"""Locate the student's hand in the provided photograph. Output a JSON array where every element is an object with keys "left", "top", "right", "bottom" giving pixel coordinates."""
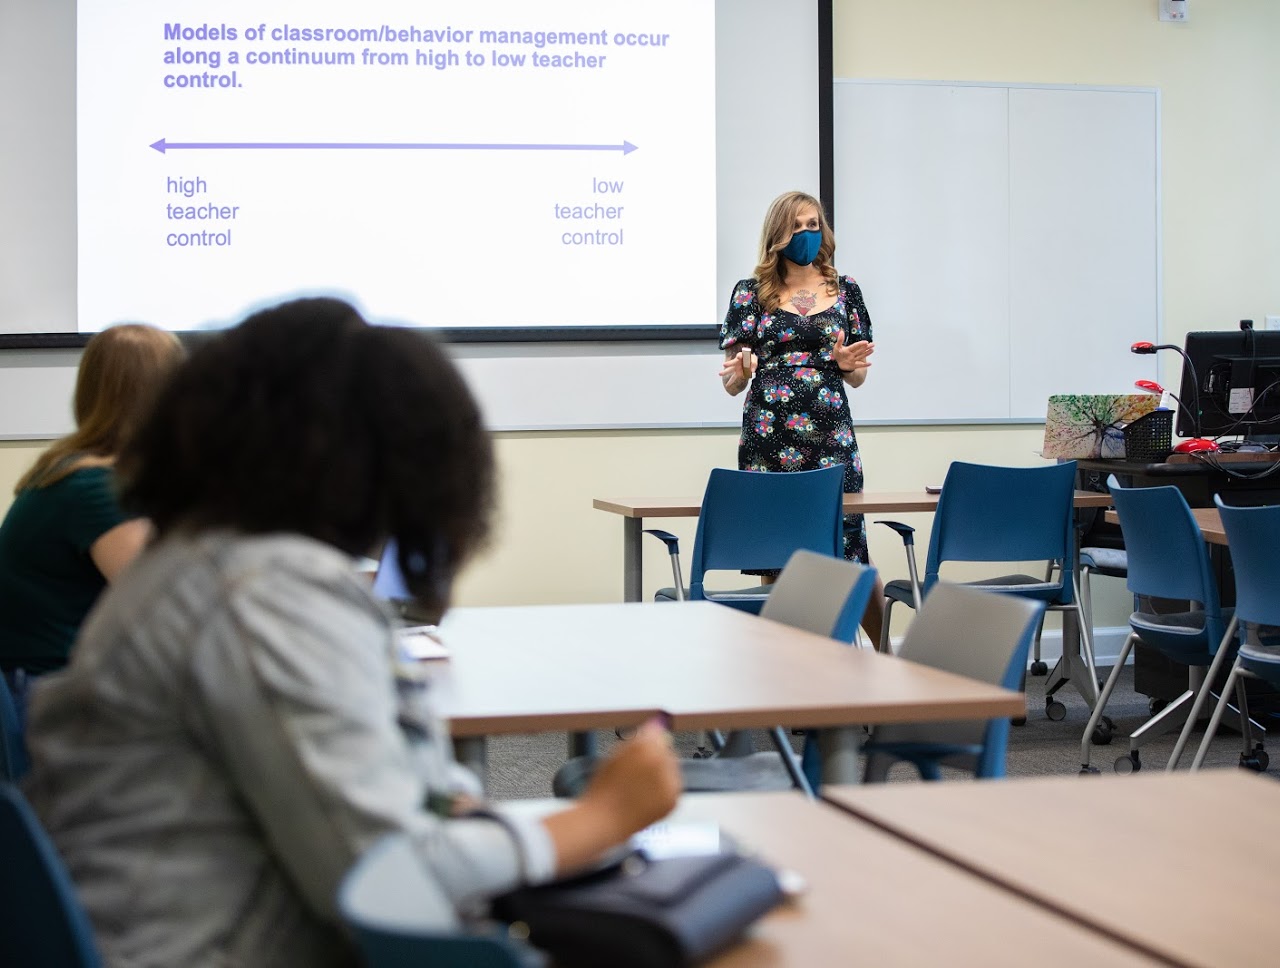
[
  {"left": 832, "top": 330, "right": 874, "bottom": 374},
  {"left": 541, "top": 719, "right": 680, "bottom": 873},
  {"left": 581, "top": 719, "right": 680, "bottom": 835}
]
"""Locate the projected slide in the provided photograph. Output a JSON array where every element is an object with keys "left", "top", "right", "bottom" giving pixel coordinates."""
[{"left": 77, "top": 0, "right": 716, "bottom": 333}]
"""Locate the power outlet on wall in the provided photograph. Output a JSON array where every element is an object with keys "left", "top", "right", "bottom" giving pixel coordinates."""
[{"left": 1159, "top": 0, "right": 1188, "bottom": 22}]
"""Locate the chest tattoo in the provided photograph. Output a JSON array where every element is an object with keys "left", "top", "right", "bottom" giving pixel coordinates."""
[{"left": 789, "top": 289, "right": 817, "bottom": 315}]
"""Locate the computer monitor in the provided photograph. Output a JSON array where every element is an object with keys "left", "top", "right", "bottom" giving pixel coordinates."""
[{"left": 1176, "top": 330, "right": 1280, "bottom": 443}]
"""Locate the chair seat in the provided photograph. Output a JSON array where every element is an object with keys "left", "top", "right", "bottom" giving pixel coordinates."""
[
  {"left": 884, "top": 579, "right": 916, "bottom": 607},
  {"left": 1130, "top": 609, "right": 1228, "bottom": 663},
  {"left": 553, "top": 753, "right": 795, "bottom": 799},
  {"left": 1238, "top": 643, "right": 1280, "bottom": 685},
  {"left": 960, "top": 574, "right": 1063, "bottom": 604},
  {"left": 1079, "top": 546, "right": 1128, "bottom": 576},
  {"left": 887, "top": 573, "right": 1063, "bottom": 608},
  {"left": 655, "top": 586, "right": 770, "bottom": 615}
]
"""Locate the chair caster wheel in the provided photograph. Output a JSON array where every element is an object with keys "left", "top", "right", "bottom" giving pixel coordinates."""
[
  {"left": 1011, "top": 716, "right": 1027, "bottom": 727},
  {"left": 1090, "top": 722, "right": 1113, "bottom": 746},
  {"left": 1240, "top": 746, "right": 1269, "bottom": 772},
  {"left": 1030, "top": 660, "right": 1049, "bottom": 676},
  {"left": 1148, "top": 697, "right": 1168, "bottom": 716},
  {"left": 1079, "top": 765, "right": 1101, "bottom": 775},
  {"left": 1114, "top": 752, "right": 1141, "bottom": 774},
  {"left": 1045, "top": 699, "right": 1067, "bottom": 722}
]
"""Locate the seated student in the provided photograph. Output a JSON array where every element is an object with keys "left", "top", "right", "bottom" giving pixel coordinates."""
[
  {"left": 25, "top": 298, "right": 680, "bottom": 968},
  {"left": 0, "top": 323, "right": 183, "bottom": 723}
]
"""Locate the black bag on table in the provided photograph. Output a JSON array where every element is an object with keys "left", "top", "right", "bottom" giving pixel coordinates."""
[{"left": 491, "top": 850, "right": 785, "bottom": 968}]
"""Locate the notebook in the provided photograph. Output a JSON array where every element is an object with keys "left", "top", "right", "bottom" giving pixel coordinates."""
[{"left": 1042, "top": 394, "right": 1158, "bottom": 459}]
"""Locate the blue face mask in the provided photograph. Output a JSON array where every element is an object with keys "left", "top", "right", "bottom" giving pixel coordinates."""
[{"left": 782, "top": 229, "right": 822, "bottom": 266}]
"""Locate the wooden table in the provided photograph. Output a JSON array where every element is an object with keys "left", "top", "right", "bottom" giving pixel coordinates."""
[
  {"left": 1105, "top": 506, "right": 1226, "bottom": 545},
  {"left": 823, "top": 771, "right": 1280, "bottom": 968},
  {"left": 502, "top": 791, "right": 1160, "bottom": 967},
  {"left": 432, "top": 601, "right": 1023, "bottom": 784}
]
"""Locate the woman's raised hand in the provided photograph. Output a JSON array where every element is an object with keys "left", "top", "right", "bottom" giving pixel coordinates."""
[
  {"left": 832, "top": 329, "right": 874, "bottom": 373},
  {"left": 718, "top": 349, "right": 756, "bottom": 396}
]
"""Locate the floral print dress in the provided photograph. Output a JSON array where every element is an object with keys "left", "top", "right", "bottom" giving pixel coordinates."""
[{"left": 719, "top": 275, "right": 873, "bottom": 568}]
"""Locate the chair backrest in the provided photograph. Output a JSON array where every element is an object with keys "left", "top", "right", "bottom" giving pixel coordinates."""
[
  {"left": 0, "top": 782, "right": 102, "bottom": 968},
  {"left": 1215, "top": 497, "right": 1280, "bottom": 628},
  {"left": 923, "top": 461, "right": 1078, "bottom": 599},
  {"left": 690, "top": 466, "right": 845, "bottom": 599},
  {"left": 872, "top": 582, "right": 1045, "bottom": 777},
  {"left": 1109, "top": 480, "right": 1222, "bottom": 615},
  {"left": 338, "top": 833, "right": 527, "bottom": 968},
  {"left": 760, "top": 550, "right": 878, "bottom": 643},
  {"left": 0, "top": 679, "right": 28, "bottom": 781}
]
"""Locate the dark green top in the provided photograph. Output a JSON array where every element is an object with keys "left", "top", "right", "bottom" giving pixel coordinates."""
[{"left": 0, "top": 466, "right": 130, "bottom": 673}]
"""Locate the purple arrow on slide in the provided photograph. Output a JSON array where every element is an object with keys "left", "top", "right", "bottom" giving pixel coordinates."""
[{"left": 150, "top": 138, "right": 638, "bottom": 155}]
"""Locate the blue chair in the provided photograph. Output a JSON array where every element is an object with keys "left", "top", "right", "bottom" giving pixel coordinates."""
[
  {"left": 0, "top": 675, "right": 29, "bottom": 781},
  {"left": 646, "top": 466, "right": 846, "bottom": 616},
  {"left": 1186, "top": 497, "right": 1279, "bottom": 772},
  {"left": 1080, "top": 481, "right": 1256, "bottom": 774},
  {"left": 338, "top": 833, "right": 534, "bottom": 968},
  {"left": 861, "top": 582, "right": 1046, "bottom": 781},
  {"left": 0, "top": 782, "right": 102, "bottom": 968},
  {"left": 878, "top": 461, "right": 1100, "bottom": 723}
]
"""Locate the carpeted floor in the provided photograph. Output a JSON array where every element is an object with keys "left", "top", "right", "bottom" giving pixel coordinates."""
[{"left": 482, "top": 664, "right": 1273, "bottom": 800}]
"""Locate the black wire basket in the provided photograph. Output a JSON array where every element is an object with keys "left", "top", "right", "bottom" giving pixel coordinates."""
[{"left": 1122, "top": 409, "right": 1174, "bottom": 462}]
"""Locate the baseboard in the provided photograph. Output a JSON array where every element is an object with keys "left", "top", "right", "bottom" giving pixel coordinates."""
[{"left": 1025, "top": 626, "right": 1131, "bottom": 669}]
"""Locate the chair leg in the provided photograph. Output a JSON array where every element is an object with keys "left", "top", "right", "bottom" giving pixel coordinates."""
[
  {"left": 1081, "top": 633, "right": 1135, "bottom": 772},
  {"left": 1190, "top": 662, "right": 1247, "bottom": 771},
  {"left": 1080, "top": 567, "right": 1095, "bottom": 650},
  {"left": 1234, "top": 677, "right": 1256, "bottom": 759},
  {"left": 1033, "top": 561, "right": 1056, "bottom": 669},
  {"left": 1129, "top": 688, "right": 1194, "bottom": 751},
  {"left": 1070, "top": 581, "right": 1100, "bottom": 707},
  {"left": 768, "top": 726, "right": 815, "bottom": 798},
  {"left": 1168, "top": 617, "right": 1238, "bottom": 770},
  {"left": 878, "top": 597, "right": 898, "bottom": 654}
]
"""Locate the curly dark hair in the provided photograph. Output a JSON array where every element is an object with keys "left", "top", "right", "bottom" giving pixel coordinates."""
[{"left": 118, "top": 297, "right": 494, "bottom": 618}]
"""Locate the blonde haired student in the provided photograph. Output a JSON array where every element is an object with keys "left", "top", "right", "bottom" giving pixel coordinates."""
[{"left": 0, "top": 323, "right": 183, "bottom": 718}]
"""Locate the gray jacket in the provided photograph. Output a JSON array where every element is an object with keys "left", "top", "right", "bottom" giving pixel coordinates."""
[{"left": 25, "top": 532, "right": 551, "bottom": 968}]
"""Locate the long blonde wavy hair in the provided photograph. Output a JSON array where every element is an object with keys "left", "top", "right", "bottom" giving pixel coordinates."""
[
  {"left": 16, "top": 324, "right": 184, "bottom": 492},
  {"left": 752, "top": 191, "right": 839, "bottom": 314}
]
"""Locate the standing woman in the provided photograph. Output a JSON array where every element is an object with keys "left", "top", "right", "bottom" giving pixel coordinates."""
[
  {"left": 0, "top": 324, "right": 183, "bottom": 720},
  {"left": 718, "top": 190, "right": 885, "bottom": 645}
]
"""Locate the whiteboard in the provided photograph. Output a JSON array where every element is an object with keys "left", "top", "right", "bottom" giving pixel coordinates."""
[{"left": 834, "top": 80, "right": 1160, "bottom": 422}]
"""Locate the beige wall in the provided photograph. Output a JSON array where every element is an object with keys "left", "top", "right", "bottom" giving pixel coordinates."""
[{"left": 3, "top": 1, "right": 1276, "bottom": 629}]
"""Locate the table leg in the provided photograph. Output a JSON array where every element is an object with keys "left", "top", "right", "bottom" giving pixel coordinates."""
[
  {"left": 623, "top": 517, "right": 643, "bottom": 603},
  {"left": 453, "top": 736, "right": 488, "bottom": 791},
  {"left": 817, "top": 727, "right": 863, "bottom": 785},
  {"left": 1044, "top": 519, "right": 1101, "bottom": 711}
]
